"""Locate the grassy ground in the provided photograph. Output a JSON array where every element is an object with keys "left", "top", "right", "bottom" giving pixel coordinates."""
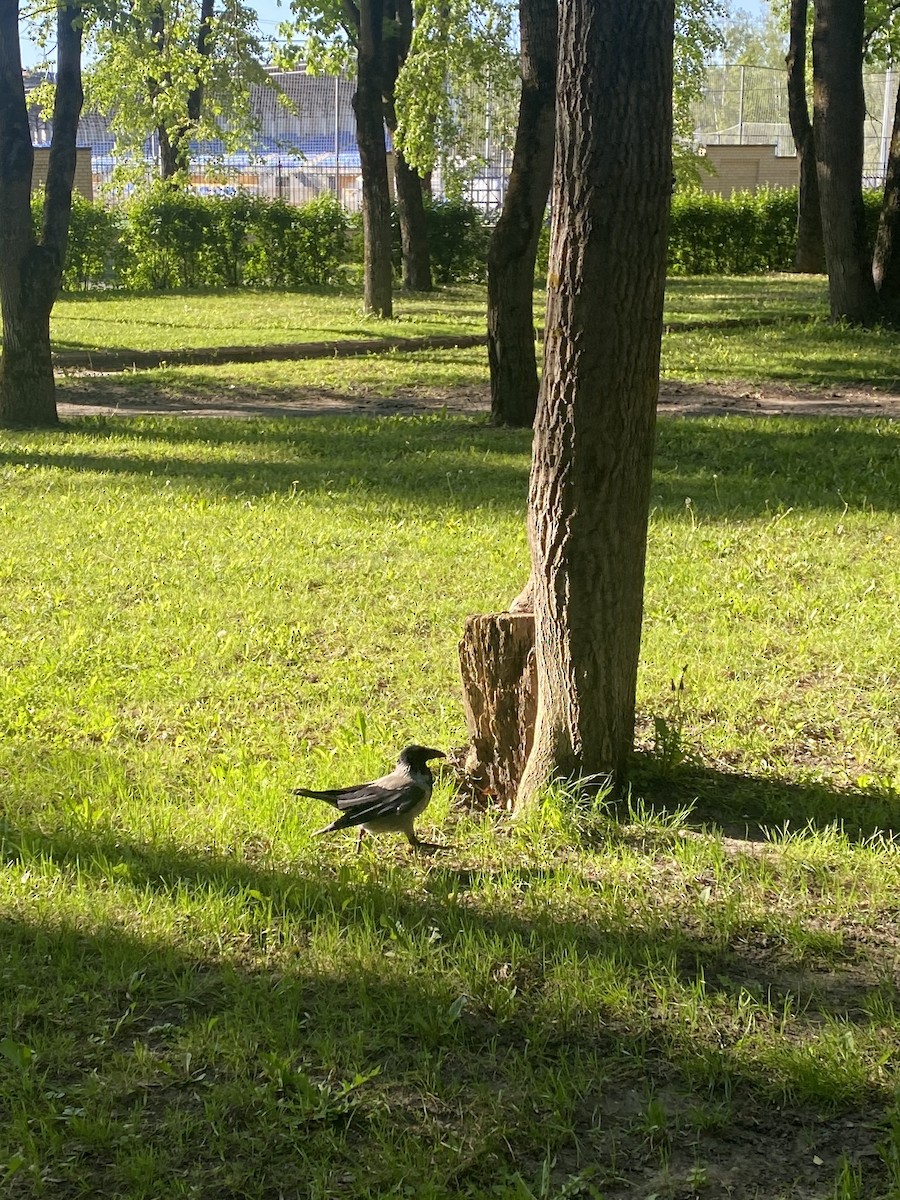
[
  {"left": 48, "top": 277, "right": 827, "bottom": 356},
  {"left": 48, "top": 288, "right": 491, "bottom": 352},
  {"left": 48, "top": 275, "right": 900, "bottom": 402},
  {"left": 2, "top": 401, "right": 900, "bottom": 1198}
]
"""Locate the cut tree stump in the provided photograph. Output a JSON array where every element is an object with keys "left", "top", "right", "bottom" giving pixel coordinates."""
[{"left": 458, "top": 612, "right": 537, "bottom": 807}]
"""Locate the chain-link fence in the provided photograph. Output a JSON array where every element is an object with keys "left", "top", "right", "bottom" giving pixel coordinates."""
[
  {"left": 29, "top": 67, "right": 516, "bottom": 212},
  {"left": 28, "top": 63, "right": 900, "bottom": 207},
  {"left": 694, "top": 63, "right": 899, "bottom": 187}
]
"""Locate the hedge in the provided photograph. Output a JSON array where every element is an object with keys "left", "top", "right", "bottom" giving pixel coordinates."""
[
  {"left": 120, "top": 185, "right": 349, "bottom": 290},
  {"left": 668, "top": 187, "right": 799, "bottom": 274},
  {"left": 36, "top": 184, "right": 888, "bottom": 292},
  {"left": 33, "top": 185, "right": 350, "bottom": 292}
]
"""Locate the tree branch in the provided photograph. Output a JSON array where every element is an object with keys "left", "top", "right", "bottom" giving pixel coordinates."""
[{"left": 341, "top": 0, "right": 361, "bottom": 36}]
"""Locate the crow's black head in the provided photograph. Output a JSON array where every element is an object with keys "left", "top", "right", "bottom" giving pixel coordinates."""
[{"left": 398, "top": 744, "right": 446, "bottom": 770}]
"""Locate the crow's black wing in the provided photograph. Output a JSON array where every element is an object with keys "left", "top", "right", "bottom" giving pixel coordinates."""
[
  {"left": 292, "top": 784, "right": 369, "bottom": 808},
  {"left": 314, "top": 781, "right": 428, "bottom": 830}
]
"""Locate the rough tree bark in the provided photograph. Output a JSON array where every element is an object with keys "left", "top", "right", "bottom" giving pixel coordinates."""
[
  {"left": 514, "top": 0, "right": 674, "bottom": 806},
  {"left": 786, "top": 0, "right": 824, "bottom": 274},
  {"left": 0, "top": 2, "right": 84, "bottom": 428},
  {"left": 812, "top": 0, "right": 878, "bottom": 323},
  {"left": 353, "top": 0, "right": 394, "bottom": 317},
  {"left": 486, "top": 0, "right": 557, "bottom": 428},
  {"left": 459, "top": 613, "right": 536, "bottom": 805},
  {"left": 873, "top": 81, "right": 900, "bottom": 321},
  {"left": 383, "top": 0, "right": 433, "bottom": 292}
]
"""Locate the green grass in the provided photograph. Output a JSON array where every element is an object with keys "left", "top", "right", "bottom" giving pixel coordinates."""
[
  {"left": 48, "top": 276, "right": 829, "bottom": 357},
  {"left": 49, "top": 286, "right": 491, "bottom": 353},
  {"left": 2, "top": 411, "right": 900, "bottom": 1198},
  {"left": 63, "top": 345, "right": 492, "bottom": 402},
  {"left": 48, "top": 276, "right": 900, "bottom": 404}
]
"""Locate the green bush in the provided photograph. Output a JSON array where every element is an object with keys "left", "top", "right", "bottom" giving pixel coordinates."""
[
  {"left": 244, "top": 194, "right": 348, "bottom": 288},
  {"left": 535, "top": 218, "right": 552, "bottom": 285},
  {"left": 122, "top": 182, "right": 215, "bottom": 289},
  {"left": 31, "top": 191, "right": 124, "bottom": 290},
  {"left": 389, "top": 198, "right": 489, "bottom": 285},
  {"left": 38, "top": 181, "right": 892, "bottom": 293},
  {"left": 531, "top": 190, "right": 805, "bottom": 282},
  {"left": 118, "top": 186, "right": 348, "bottom": 291},
  {"left": 668, "top": 187, "right": 799, "bottom": 275},
  {"left": 204, "top": 191, "right": 267, "bottom": 287},
  {"left": 863, "top": 187, "right": 883, "bottom": 251},
  {"left": 423, "top": 199, "right": 490, "bottom": 284}
]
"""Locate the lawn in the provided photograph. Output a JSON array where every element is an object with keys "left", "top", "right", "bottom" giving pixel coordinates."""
[
  {"left": 2, "top": 392, "right": 900, "bottom": 1197},
  {"left": 46, "top": 276, "right": 827, "bottom": 356},
  {"left": 46, "top": 275, "right": 900, "bottom": 403}
]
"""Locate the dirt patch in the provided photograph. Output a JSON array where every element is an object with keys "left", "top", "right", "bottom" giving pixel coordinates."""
[
  {"left": 658, "top": 379, "right": 900, "bottom": 420},
  {"left": 55, "top": 374, "right": 900, "bottom": 422},
  {"left": 55, "top": 375, "right": 491, "bottom": 420}
]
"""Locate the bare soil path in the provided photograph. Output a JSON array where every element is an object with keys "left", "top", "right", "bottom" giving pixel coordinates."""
[{"left": 55, "top": 374, "right": 900, "bottom": 421}]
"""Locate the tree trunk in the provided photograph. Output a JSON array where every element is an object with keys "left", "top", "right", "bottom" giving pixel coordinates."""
[
  {"left": 811, "top": 0, "right": 878, "bottom": 323},
  {"left": 384, "top": 0, "right": 433, "bottom": 292},
  {"left": 459, "top": 613, "right": 536, "bottom": 806},
  {"left": 153, "top": 0, "right": 214, "bottom": 179},
  {"left": 0, "top": 3, "right": 83, "bottom": 428},
  {"left": 786, "top": 0, "right": 824, "bottom": 274},
  {"left": 486, "top": 0, "right": 557, "bottom": 428},
  {"left": 873, "top": 80, "right": 900, "bottom": 321},
  {"left": 157, "top": 123, "right": 188, "bottom": 179},
  {"left": 393, "top": 148, "right": 433, "bottom": 292},
  {"left": 515, "top": 0, "right": 674, "bottom": 808},
  {"left": 354, "top": 0, "right": 394, "bottom": 318}
]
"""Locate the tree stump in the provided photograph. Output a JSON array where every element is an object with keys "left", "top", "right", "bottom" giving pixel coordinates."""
[{"left": 458, "top": 612, "right": 537, "bottom": 807}]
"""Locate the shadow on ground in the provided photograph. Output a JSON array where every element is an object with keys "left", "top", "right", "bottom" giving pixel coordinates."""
[
  {"left": 629, "top": 753, "right": 900, "bottom": 840},
  {"left": 1, "top": 804, "right": 897, "bottom": 1198},
  {"left": 0, "top": 408, "right": 898, "bottom": 516}
]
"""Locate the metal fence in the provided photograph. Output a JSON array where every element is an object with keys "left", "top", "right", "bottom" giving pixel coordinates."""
[
  {"left": 31, "top": 63, "right": 900, "bottom": 207},
  {"left": 694, "top": 62, "right": 899, "bottom": 187},
  {"left": 30, "top": 67, "right": 515, "bottom": 213}
]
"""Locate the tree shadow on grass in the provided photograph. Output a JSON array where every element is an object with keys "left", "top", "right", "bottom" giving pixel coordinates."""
[
  {"left": 628, "top": 753, "right": 900, "bottom": 840},
  {"left": 0, "top": 415, "right": 530, "bottom": 514},
  {"left": 652, "top": 414, "right": 900, "bottom": 515},
  {"left": 0, "top": 809, "right": 897, "bottom": 1197},
  {"left": 0, "top": 409, "right": 898, "bottom": 516}
]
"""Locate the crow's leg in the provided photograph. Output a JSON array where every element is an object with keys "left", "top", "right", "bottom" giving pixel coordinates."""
[{"left": 407, "top": 834, "right": 450, "bottom": 853}]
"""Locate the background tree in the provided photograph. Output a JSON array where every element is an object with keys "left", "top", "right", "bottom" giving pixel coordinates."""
[
  {"left": 719, "top": 1, "right": 787, "bottom": 66},
  {"left": 382, "top": 0, "right": 432, "bottom": 292},
  {"left": 812, "top": 0, "right": 878, "bottom": 323},
  {"left": 392, "top": 0, "right": 517, "bottom": 194},
  {"left": 352, "top": 0, "right": 394, "bottom": 315},
  {"left": 780, "top": 0, "right": 900, "bottom": 307},
  {"left": 485, "top": 0, "right": 556, "bottom": 428},
  {"left": 867, "top": 0, "right": 900, "bottom": 315},
  {"left": 514, "top": 0, "right": 674, "bottom": 805},
  {"left": 283, "top": 0, "right": 395, "bottom": 316},
  {"left": 873, "top": 76, "right": 900, "bottom": 317},
  {"left": 87, "top": 1, "right": 266, "bottom": 181},
  {"left": 786, "top": 0, "right": 824, "bottom": 272},
  {"left": 0, "top": 2, "right": 84, "bottom": 428},
  {"left": 484, "top": 0, "right": 719, "bottom": 430},
  {"left": 673, "top": 0, "right": 728, "bottom": 183}
]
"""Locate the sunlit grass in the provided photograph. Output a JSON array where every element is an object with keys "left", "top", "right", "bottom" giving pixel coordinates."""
[
  {"left": 2, "top": 411, "right": 900, "bottom": 1196},
  {"left": 50, "top": 276, "right": 900, "bottom": 406},
  {"left": 49, "top": 276, "right": 829, "bottom": 356},
  {"left": 62, "top": 345, "right": 492, "bottom": 400},
  {"left": 49, "top": 286, "right": 490, "bottom": 352}
]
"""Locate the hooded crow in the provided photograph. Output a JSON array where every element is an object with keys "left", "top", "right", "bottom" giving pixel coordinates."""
[{"left": 292, "top": 744, "right": 447, "bottom": 851}]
